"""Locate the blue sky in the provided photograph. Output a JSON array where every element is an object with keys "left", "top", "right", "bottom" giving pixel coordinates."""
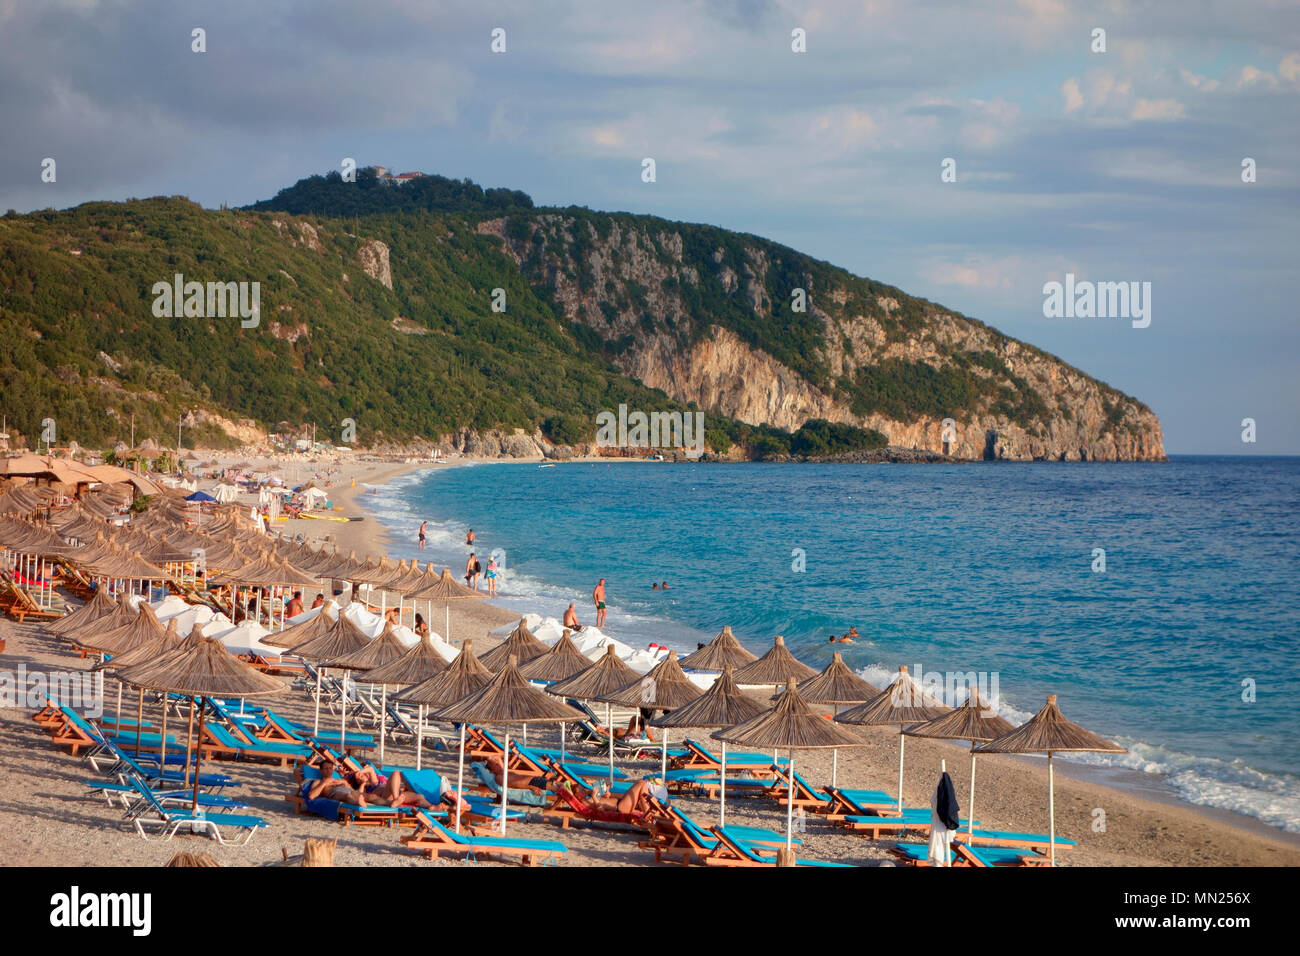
[{"left": 2, "top": 0, "right": 1297, "bottom": 453}]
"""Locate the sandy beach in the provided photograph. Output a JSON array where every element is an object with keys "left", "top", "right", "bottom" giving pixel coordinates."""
[{"left": 2, "top": 453, "right": 1298, "bottom": 868}]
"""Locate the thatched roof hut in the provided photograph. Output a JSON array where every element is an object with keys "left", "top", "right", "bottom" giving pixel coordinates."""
[
  {"left": 395, "top": 640, "right": 492, "bottom": 707},
  {"left": 478, "top": 618, "right": 549, "bottom": 671},
  {"left": 651, "top": 665, "right": 765, "bottom": 730},
  {"left": 834, "top": 665, "right": 951, "bottom": 727},
  {"left": 794, "top": 651, "right": 880, "bottom": 705},
  {"left": 604, "top": 652, "right": 703, "bottom": 710},
  {"left": 360, "top": 634, "right": 449, "bottom": 687},
  {"left": 431, "top": 657, "right": 585, "bottom": 726}
]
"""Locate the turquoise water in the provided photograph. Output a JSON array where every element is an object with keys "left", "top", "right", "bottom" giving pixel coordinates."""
[{"left": 366, "top": 457, "right": 1300, "bottom": 832}]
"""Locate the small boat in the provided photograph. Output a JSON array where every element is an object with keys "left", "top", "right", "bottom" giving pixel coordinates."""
[{"left": 538, "top": 463, "right": 556, "bottom": 469}]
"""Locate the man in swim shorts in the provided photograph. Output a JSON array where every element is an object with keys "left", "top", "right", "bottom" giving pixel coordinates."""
[{"left": 593, "top": 578, "right": 607, "bottom": 627}]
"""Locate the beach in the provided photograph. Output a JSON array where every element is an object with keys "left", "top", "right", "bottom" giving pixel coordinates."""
[{"left": 3, "top": 453, "right": 1299, "bottom": 868}]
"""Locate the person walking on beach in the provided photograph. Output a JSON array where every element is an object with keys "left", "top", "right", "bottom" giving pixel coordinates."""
[
  {"left": 465, "top": 552, "right": 482, "bottom": 590},
  {"left": 593, "top": 578, "right": 607, "bottom": 627},
  {"left": 484, "top": 556, "right": 500, "bottom": 598},
  {"left": 418, "top": 520, "right": 427, "bottom": 550}
]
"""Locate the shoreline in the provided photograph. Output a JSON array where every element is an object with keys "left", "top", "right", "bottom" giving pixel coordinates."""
[
  {"left": 2, "top": 451, "right": 1296, "bottom": 867},
  {"left": 349, "top": 456, "right": 1300, "bottom": 852}
]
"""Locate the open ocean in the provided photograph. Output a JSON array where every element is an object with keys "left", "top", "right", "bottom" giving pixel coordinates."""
[{"left": 363, "top": 456, "right": 1300, "bottom": 833}]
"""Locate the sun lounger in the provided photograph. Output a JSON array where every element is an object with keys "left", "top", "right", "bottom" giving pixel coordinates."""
[
  {"left": 467, "top": 761, "right": 551, "bottom": 807},
  {"left": 842, "top": 811, "right": 979, "bottom": 839},
  {"left": 285, "top": 778, "right": 417, "bottom": 827},
  {"left": 87, "top": 736, "right": 239, "bottom": 791},
  {"left": 763, "top": 765, "right": 832, "bottom": 808},
  {"left": 127, "top": 777, "right": 269, "bottom": 846},
  {"left": 701, "top": 826, "right": 850, "bottom": 868},
  {"left": 537, "top": 780, "right": 654, "bottom": 831},
  {"left": 890, "top": 841, "right": 1052, "bottom": 867},
  {"left": 85, "top": 776, "right": 248, "bottom": 817},
  {"left": 640, "top": 805, "right": 800, "bottom": 864},
  {"left": 820, "top": 785, "right": 898, "bottom": 820},
  {"left": 671, "top": 738, "right": 789, "bottom": 772},
  {"left": 401, "top": 810, "right": 567, "bottom": 865},
  {"left": 200, "top": 722, "right": 310, "bottom": 768},
  {"left": 962, "top": 828, "right": 1075, "bottom": 852}
]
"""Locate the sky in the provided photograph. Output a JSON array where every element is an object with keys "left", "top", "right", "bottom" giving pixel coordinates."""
[{"left": 1, "top": 0, "right": 1297, "bottom": 454}]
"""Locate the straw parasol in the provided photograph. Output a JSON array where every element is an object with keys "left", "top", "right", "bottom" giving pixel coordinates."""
[
  {"left": 545, "top": 645, "right": 642, "bottom": 784},
  {"left": 974, "top": 694, "right": 1127, "bottom": 864},
  {"left": 94, "top": 618, "right": 185, "bottom": 755},
  {"left": 394, "top": 639, "right": 493, "bottom": 771},
  {"left": 732, "top": 635, "right": 818, "bottom": 686},
  {"left": 903, "top": 690, "right": 1014, "bottom": 841},
  {"left": 677, "top": 625, "right": 758, "bottom": 672},
  {"left": 260, "top": 600, "right": 338, "bottom": 650},
  {"left": 715, "top": 677, "right": 862, "bottom": 856},
  {"left": 325, "top": 622, "right": 409, "bottom": 755},
  {"left": 835, "top": 665, "right": 951, "bottom": 811},
  {"left": 116, "top": 637, "right": 285, "bottom": 810},
  {"left": 44, "top": 585, "right": 116, "bottom": 636},
  {"left": 651, "top": 664, "right": 767, "bottom": 822},
  {"left": 517, "top": 629, "right": 593, "bottom": 763},
  {"left": 432, "top": 656, "right": 584, "bottom": 834},
  {"left": 359, "top": 632, "right": 450, "bottom": 762},
  {"left": 795, "top": 651, "right": 881, "bottom": 786},
  {"left": 78, "top": 602, "right": 165, "bottom": 656},
  {"left": 291, "top": 609, "right": 371, "bottom": 736},
  {"left": 478, "top": 618, "right": 549, "bottom": 672},
  {"left": 405, "top": 567, "right": 486, "bottom": 646},
  {"left": 605, "top": 652, "right": 702, "bottom": 778}
]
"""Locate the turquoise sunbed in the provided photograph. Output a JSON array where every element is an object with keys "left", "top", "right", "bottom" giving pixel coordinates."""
[
  {"left": 710, "top": 826, "right": 849, "bottom": 867},
  {"left": 128, "top": 777, "right": 269, "bottom": 846},
  {"left": 406, "top": 811, "right": 567, "bottom": 863},
  {"left": 671, "top": 807, "right": 800, "bottom": 849},
  {"left": 89, "top": 737, "right": 239, "bottom": 790}
]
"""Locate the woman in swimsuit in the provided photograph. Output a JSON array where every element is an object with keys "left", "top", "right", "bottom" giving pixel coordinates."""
[{"left": 484, "top": 557, "right": 500, "bottom": 597}]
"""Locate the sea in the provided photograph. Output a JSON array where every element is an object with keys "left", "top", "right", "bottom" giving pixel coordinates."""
[{"left": 362, "top": 456, "right": 1300, "bottom": 834}]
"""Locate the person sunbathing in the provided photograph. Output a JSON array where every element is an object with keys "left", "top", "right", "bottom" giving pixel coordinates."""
[
  {"left": 569, "top": 778, "right": 656, "bottom": 818},
  {"left": 613, "top": 711, "right": 655, "bottom": 742},
  {"left": 307, "top": 761, "right": 369, "bottom": 806},
  {"left": 346, "top": 763, "right": 434, "bottom": 809},
  {"left": 483, "top": 756, "right": 557, "bottom": 795}
]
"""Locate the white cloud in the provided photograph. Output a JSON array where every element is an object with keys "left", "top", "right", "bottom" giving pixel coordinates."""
[
  {"left": 1062, "top": 77, "right": 1084, "bottom": 112},
  {"left": 1130, "top": 98, "right": 1185, "bottom": 120}
]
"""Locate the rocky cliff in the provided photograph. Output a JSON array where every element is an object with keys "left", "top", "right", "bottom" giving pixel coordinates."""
[{"left": 480, "top": 213, "right": 1164, "bottom": 461}]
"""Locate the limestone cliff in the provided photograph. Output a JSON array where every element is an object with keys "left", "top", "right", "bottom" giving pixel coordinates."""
[{"left": 481, "top": 214, "right": 1165, "bottom": 461}]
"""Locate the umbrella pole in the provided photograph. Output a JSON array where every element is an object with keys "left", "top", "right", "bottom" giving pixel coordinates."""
[
  {"left": 719, "top": 739, "right": 727, "bottom": 827},
  {"left": 500, "top": 726, "right": 509, "bottom": 835},
  {"left": 968, "top": 751, "right": 979, "bottom": 838},
  {"left": 1049, "top": 751, "right": 1056, "bottom": 867},
  {"left": 897, "top": 729, "right": 905, "bottom": 812},
  {"left": 135, "top": 690, "right": 143, "bottom": 755},
  {"left": 455, "top": 723, "right": 466, "bottom": 833},
  {"left": 661, "top": 729, "right": 668, "bottom": 781},
  {"left": 184, "top": 698, "right": 195, "bottom": 788},
  {"left": 159, "top": 696, "right": 168, "bottom": 772},
  {"left": 416, "top": 704, "right": 423, "bottom": 771},
  {"left": 560, "top": 722, "right": 566, "bottom": 763},
  {"left": 115, "top": 681, "right": 122, "bottom": 724},
  {"left": 445, "top": 603, "right": 450, "bottom": 647},
  {"left": 313, "top": 665, "right": 322, "bottom": 735},
  {"left": 191, "top": 698, "right": 205, "bottom": 811},
  {"left": 831, "top": 704, "right": 839, "bottom": 787},
  {"left": 607, "top": 702, "right": 614, "bottom": 785},
  {"left": 340, "top": 669, "right": 348, "bottom": 752},
  {"left": 786, "top": 753, "right": 796, "bottom": 852},
  {"left": 379, "top": 685, "right": 387, "bottom": 764}
]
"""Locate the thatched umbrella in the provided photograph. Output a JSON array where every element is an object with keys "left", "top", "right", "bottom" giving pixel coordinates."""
[
  {"left": 358, "top": 633, "right": 450, "bottom": 762},
  {"left": 94, "top": 618, "right": 182, "bottom": 729},
  {"left": 545, "top": 645, "right": 641, "bottom": 784},
  {"left": 605, "top": 652, "right": 702, "bottom": 778},
  {"left": 732, "top": 635, "right": 817, "bottom": 686},
  {"left": 117, "top": 637, "right": 285, "bottom": 810},
  {"left": 291, "top": 609, "right": 371, "bottom": 735},
  {"left": 259, "top": 599, "right": 338, "bottom": 650},
  {"left": 326, "top": 622, "right": 410, "bottom": 758},
  {"left": 395, "top": 639, "right": 492, "bottom": 772},
  {"left": 651, "top": 665, "right": 765, "bottom": 825},
  {"left": 835, "top": 665, "right": 951, "bottom": 812},
  {"left": 517, "top": 629, "right": 594, "bottom": 762},
  {"left": 44, "top": 585, "right": 116, "bottom": 636},
  {"left": 715, "top": 677, "right": 862, "bottom": 856},
  {"left": 796, "top": 651, "right": 881, "bottom": 786},
  {"left": 903, "top": 690, "right": 1014, "bottom": 840},
  {"left": 677, "top": 625, "right": 758, "bottom": 672},
  {"left": 78, "top": 601, "right": 165, "bottom": 656},
  {"left": 974, "top": 694, "right": 1127, "bottom": 864},
  {"left": 433, "top": 656, "right": 584, "bottom": 834},
  {"left": 406, "top": 567, "right": 486, "bottom": 646},
  {"left": 478, "top": 618, "right": 549, "bottom": 672}
]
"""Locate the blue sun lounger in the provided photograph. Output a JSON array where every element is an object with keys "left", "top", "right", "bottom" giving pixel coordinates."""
[
  {"left": 670, "top": 806, "right": 800, "bottom": 849},
  {"left": 128, "top": 778, "right": 269, "bottom": 846},
  {"left": 85, "top": 775, "right": 248, "bottom": 817},
  {"left": 84, "top": 728, "right": 239, "bottom": 791},
  {"left": 402, "top": 810, "right": 566, "bottom": 865},
  {"left": 706, "top": 826, "right": 850, "bottom": 867},
  {"left": 202, "top": 722, "right": 312, "bottom": 766}
]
